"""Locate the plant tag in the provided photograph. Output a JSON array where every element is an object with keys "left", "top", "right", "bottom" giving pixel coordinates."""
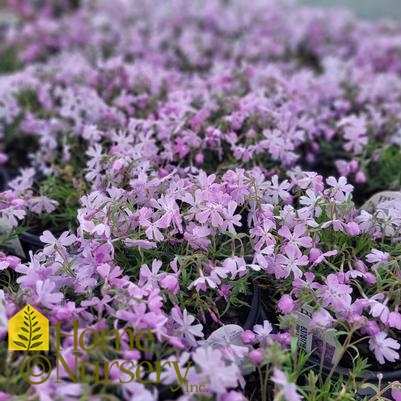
[
  {"left": 206, "top": 324, "right": 253, "bottom": 374},
  {"left": 0, "top": 218, "right": 25, "bottom": 258},
  {"left": 295, "top": 305, "right": 313, "bottom": 353},
  {"left": 295, "top": 306, "right": 342, "bottom": 366},
  {"left": 311, "top": 328, "right": 342, "bottom": 366},
  {"left": 206, "top": 324, "right": 244, "bottom": 347},
  {"left": 361, "top": 191, "right": 401, "bottom": 211}
]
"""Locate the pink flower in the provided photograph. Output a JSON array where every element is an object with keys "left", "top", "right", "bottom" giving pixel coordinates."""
[
  {"left": 160, "top": 274, "right": 179, "bottom": 294},
  {"left": 171, "top": 307, "right": 204, "bottom": 347},
  {"left": 278, "top": 224, "right": 313, "bottom": 249},
  {"left": 272, "top": 369, "right": 303, "bottom": 401},
  {"left": 253, "top": 320, "right": 273, "bottom": 346},
  {"left": 222, "top": 201, "right": 242, "bottom": 234},
  {"left": 326, "top": 176, "right": 353, "bottom": 202},
  {"left": 265, "top": 175, "right": 291, "bottom": 204},
  {"left": 369, "top": 332, "right": 400, "bottom": 364},
  {"left": 345, "top": 221, "right": 361, "bottom": 236},
  {"left": 338, "top": 115, "right": 368, "bottom": 155},
  {"left": 275, "top": 244, "right": 309, "bottom": 279},
  {"left": 35, "top": 279, "right": 64, "bottom": 308},
  {"left": 184, "top": 224, "right": 211, "bottom": 250},
  {"left": 310, "top": 309, "right": 333, "bottom": 328},
  {"left": 240, "top": 330, "right": 256, "bottom": 345},
  {"left": 139, "top": 259, "right": 166, "bottom": 289},
  {"left": 138, "top": 207, "right": 165, "bottom": 241},
  {"left": 29, "top": 196, "right": 58, "bottom": 214},
  {"left": 355, "top": 171, "right": 366, "bottom": 184},
  {"left": 392, "top": 387, "right": 401, "bottom": 401},
  {"left": 188, "top": 270, "right": 220, "bottom": 292},
  {"left": 278, "top": 295, "right": 295, "bottom": 314},
  {"left": 192, "top": 347, "right": 241, "bottom": 394},
  {"left": 366, "top": 249, "right": 389, "bottom": 270},
  {"left": 311, "top": 249, "right": 337, "bottom": 266},
  {"left": 320, "top": 274, "right": 352, "bottom": 310},
  {"left": 369, "top": 300, "right": 390, "bottom": 324},
  {"left": 299, "top": 189, "right": 322, "bottom": 217},
  {"left": 388, "top": 312, "right": 401, "bottom": 330},
  {"left": 249, "top": 349, "right": 264, "bottom": 365},
  {"left": 40, "top": 230, "right": 77, "bottom": 256}
]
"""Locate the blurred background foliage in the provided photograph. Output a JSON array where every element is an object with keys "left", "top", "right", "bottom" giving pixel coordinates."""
[{"left": 299, "top": 0, "right": 401, "bottom": 19}]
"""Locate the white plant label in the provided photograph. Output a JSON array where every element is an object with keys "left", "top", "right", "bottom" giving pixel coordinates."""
[
  {"left": 360, "top": 191, "right": 401, "bottom": 211},
  {"left": 295, "top": 305, "right": 342, "bottom": 366},
  {"left": 0, "top": 217, "right": 25, "bottom": 258},
  {"left": 206, "top": 324, "right": 244, "bottom": 347}
]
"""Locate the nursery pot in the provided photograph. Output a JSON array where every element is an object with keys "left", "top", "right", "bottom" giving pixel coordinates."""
[
  {"left": 19, "top": 232, "right": 44, "bottom": 255},
  {"left": 153, "top": 283, "right": 268, "bottom": 401},
  {"left": 0, "top": 167, "right": 49, "bottom": 258},
  {"left": 0, "top": 166, "right": 18, "bottom": 192},
  {"left": 307, "top": 355, "right": 401, "bottom": 399},
  {"left": 295, "top": 306, "right": 401, "bottom": 398},
  {"left": 243, "top": 280, "right": 269, "bottom": 329}
]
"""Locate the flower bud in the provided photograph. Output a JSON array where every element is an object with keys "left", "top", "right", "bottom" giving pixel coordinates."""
[
  {"left": 249, "top": 349, "right": 264, "bottom": 365},
  {"left": 240, "top": 330, "right": 256, "bottom": 345},
  {"left": 345, "top": 222, "right": 361, "bottom": 236},
  {"left": 355, "top": 171, "right": 366, "bottom": 184},
  {"left": 309, "top": 248, "right": 322, "bottom": 263},
  {"left": 278, "top": 294, "right": 294, "bottom": 314}
]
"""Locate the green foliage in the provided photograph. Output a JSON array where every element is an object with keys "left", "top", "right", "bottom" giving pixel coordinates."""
[
  {"left": 0, "top": 47, "right": 20, "bottom": 74},
  {"left": 364, "top": 144, "right": 401, "bottom": 193},
  {"left": 27, "top": 173, "right": 85, "bottom": 233}
]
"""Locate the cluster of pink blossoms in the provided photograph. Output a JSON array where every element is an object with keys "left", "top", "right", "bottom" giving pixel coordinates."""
[{"left": 1, "top": 1, "right": 401, "bottom": 400}]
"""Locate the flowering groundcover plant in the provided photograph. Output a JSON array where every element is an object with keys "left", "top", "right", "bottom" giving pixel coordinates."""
[{"left": 1, "top": 1, "right": 401, "bottom": 401}]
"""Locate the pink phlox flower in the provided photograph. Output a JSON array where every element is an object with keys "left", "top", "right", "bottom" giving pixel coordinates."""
[
  {"left": 338, "top": 115, "right": 368, "bottom": 155},
  {"left": 150, "top": 195, "right": 182, "bottom": 232},
  {"left": 311, "top": 249, "right": 337, "bottom": 266},
  {"left": 325, "top": 176, "right": 353, "bottom": 202},
  {"left": 366, "top": 249, "right": 389, "bottom": 270},
  {"left": 138, "top": 259, "right": 166, "bottom": 289},
  {"left": 250, "top": 218, "right": 276, "bottom": 252},
  {"left": 278, "top": 223, "right": 313, "bottom": 249},
  {"left": 253, "top": 320, "right": 273, "bottom": 346},
  {"left": 222, "top": 200, "right": 242, "bottom": 234},
  {"left": 264, "top": 175, "right": 291, "bottom": 204},
  {"left": 320, "top": 273, "right": 352, "bottom": 310},
  {"left": 29, "top": 196, "right": 58, "bottom": 214},
  {"left": 272, "top": 369, "right": 303, "bottom": 401},
  {"left": 97, "top": 263, "right": 127, "bottom": 287},
  {"left": 369, "top": 331, "right": 400, "bottom": 364},
  {"left": 171, "top": 307, "right": 204, "bottom": 347},
  {"left": 34, "top": 279, "right": 64, "bottom": 308},
  {"left": 275, "top": 244, "right": 309, "bottom": 279},
  {"left": 188, "top": 270, "right": 220, "bottom": 292},
  {"left": 184, "top": 223, "right": 212, "bottom": 250},
  {"left": 299, "top": 189, "right": 322, "bottom": 217},
  {"left": 40, "top": 230, "right": 77, "bottom": 256}
]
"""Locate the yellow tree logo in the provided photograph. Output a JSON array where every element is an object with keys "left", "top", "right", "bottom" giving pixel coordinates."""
[{"left": 8, "top": 305, "right": 49, "bottom": 351}]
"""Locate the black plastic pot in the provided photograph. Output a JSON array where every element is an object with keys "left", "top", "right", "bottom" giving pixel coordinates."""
[
  {"left": 243, "top": 280, "right": 269, "bottom": 330},
  {"left": 0, "top": 166, "right": 19, "bottom": 192},
  {"left": 256, "top": 290, "right": 401, "bottom": 398},
  {"left": 307, "top": 356, "right": 401, "bottom": 399},
  {"left": 19, "top": 232, "right": 44, "bottom": 256},
  {"left": 157, "top": 384, "right": 183, "bottom": 401},
  {"left": 0, "top": 167, "right": 47, "bottom": 258}
]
